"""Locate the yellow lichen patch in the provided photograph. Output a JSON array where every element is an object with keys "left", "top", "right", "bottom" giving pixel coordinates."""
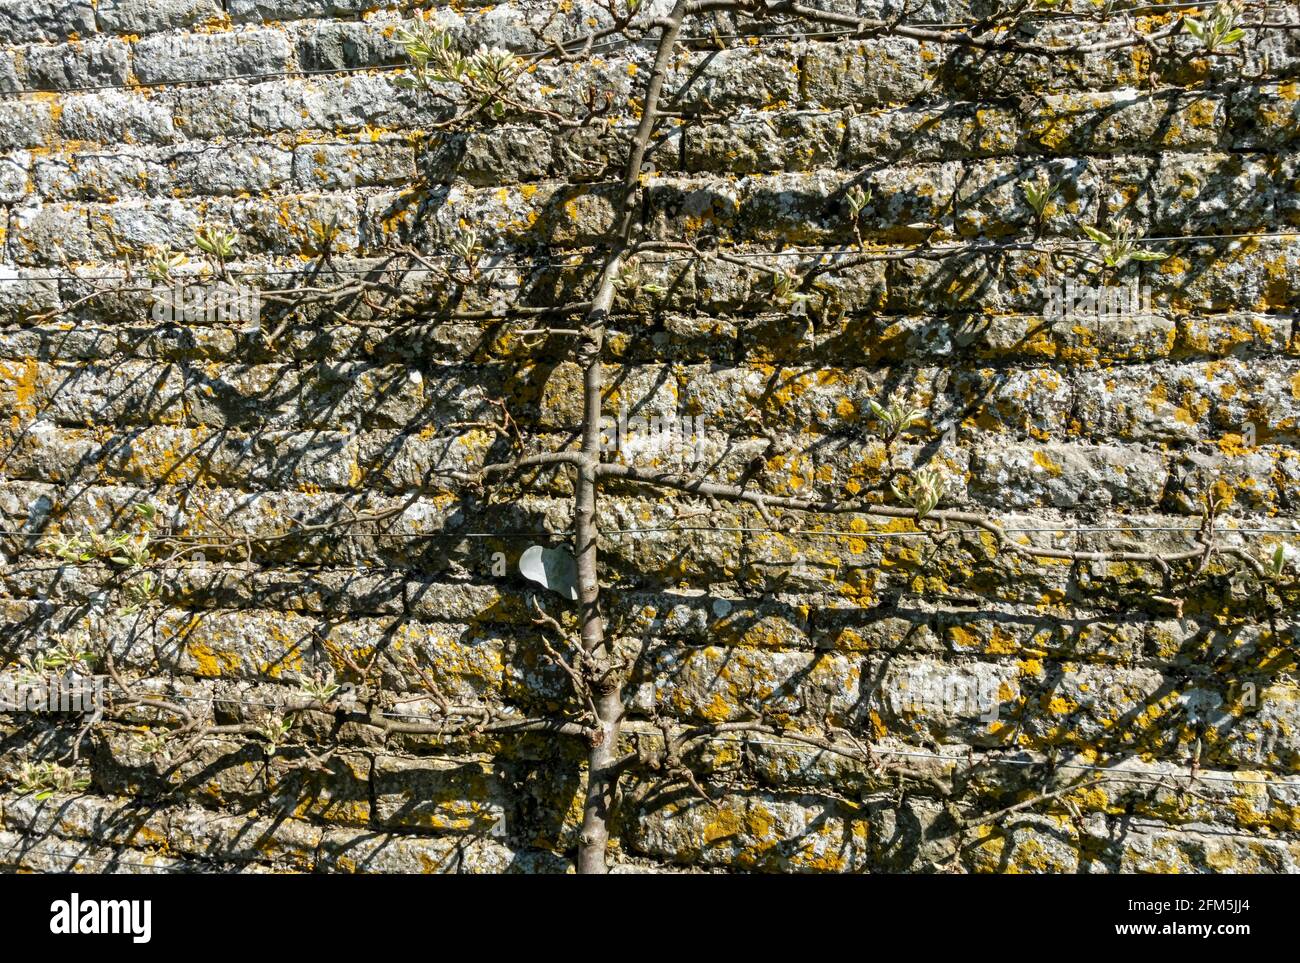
[
  {"left": 983, "top": 627, "right": 1021, "bottom": 655},
  {"left": 1258, "top": 252, "right": 1293, "bottom": 310},
  {"left": 1067, "top": 784, "right": 1114, "bottom": 814},
  {"left": 787, "top": 819, "right": 869, "bottom": 873},
  {"left": 1027, "top": 118, "right": 1069, "bottom": 152},
  {"left": 968, "top": 826, "right": 1076, "bottom": 873},
  {"left": 120, "top": 428, "right": 208, "bottom": 484},
  {"left": 1031, "top": 449, "right": 1062, "bottom": 477},
  {"left": 1210, "top": 477, "right": 1237, "bottom": 507},
  {"left": 711, "top": 614, "right": 805, "bottom": 650},
  {"left": 1185, "top": 98, "right": 1219, "bottom": 129},
  {"left": 700, "top": 690, "right": 733, "bottom": 723},
  {"left": 1017, "top": 658, "right": 1044, "bottom": 679},
  {"left": 187, "top": 641, "right": 242, "bottom": 678},
  {"left": 0, "top": 359, "right": 40, "bottom": 424},
  {"left": 1044, "top": 695, "right": 1074, "bottom": 716}
]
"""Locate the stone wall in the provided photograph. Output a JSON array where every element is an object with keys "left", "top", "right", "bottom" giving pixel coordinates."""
[{"left": 0, "top": 0, "right": 1298, "bottom": 873}]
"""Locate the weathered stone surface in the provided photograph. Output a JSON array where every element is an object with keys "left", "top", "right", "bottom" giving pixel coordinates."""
[
  {"left": 57, "top": 89, "right": 179, "bottom": 144},
  {"left": 1022, "top": 91, "right": 1226, "bottom": 156},
  {"left": 801, "top": 38, "right": 929, "bottom": 107},
  {"left": 1113, "top": 821, "right": 1300, "bottom": 873},
  {"left": 22, "top": 38, "right": 131, "bottom": 91},
  {"left": 133, "top": 28, "right": 294, "bottom": 85},
  {"left": 317, "top": 829, "right": 569, "bottom": 873},
  {"left": 96, "top": 0, "right": 223, "bottom": 36},
  {"left": 630, "top": 791, "right": 871, "bottom": 871},
  {"left": 969, "top": 442, "right": 1167, "bottom": 509},
  {"left": 293, "top": 141, "right": 414, "bottom": 191},
  {"left": 0, "top": 1, "right": 96, "bottom": 43}
]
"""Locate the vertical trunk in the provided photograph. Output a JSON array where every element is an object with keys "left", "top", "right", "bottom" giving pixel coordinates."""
[
  {"left": 573, "top": 0, "right": 689, "bottom": 874},
  {"left": 574, "top": 261, "right": 620, "bottom": 875}
]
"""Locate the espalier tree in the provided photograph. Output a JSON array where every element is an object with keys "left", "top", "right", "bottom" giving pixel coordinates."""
[
  {"left": 380, "top": 0, "right": 1285, "bottom": 873},
  {"left": 9, "top": 0, "right": 1298, "bottom": 873}
]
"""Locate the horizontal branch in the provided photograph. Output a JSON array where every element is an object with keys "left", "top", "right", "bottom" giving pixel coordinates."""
[{"left": 598, "top": 463, "right": 1211, "bottom": 566}]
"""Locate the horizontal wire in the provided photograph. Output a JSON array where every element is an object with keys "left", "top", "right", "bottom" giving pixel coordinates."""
[
  {"left": 0, "top": 254, "right": 600, "bottom": 286},
  {"left": 0, "top": 61, "right": 414, "bottom": 99},
  {"left": 0, "top": 833, "right": 494, "bottom": 868},
  {"left": 7, "top": 673, "right": 1300, "bottom": 792},
  {"left": 6, "top": 677, "right": 1298, "bottom": 792},
  {"left": 681, "top": 230, "right": 1300, "bottom": 263},
  {"left": 0, "top": 528, "right": 560, "bottom": 539},
  {"left": 691, "top": 733, "right": 1300, "bottom": 789},
  {"left": 2, "top": 227, "right": 1297, "bottom": 289},
  {"left": 2, "top": 523, "right": 1298, "bottom": 542},
  {"left": 0, "top": 806, "right": 1288, "bottom": 872},
  {"left": 3, "top": 800, "right": 1288, "bottom": 871},
  {"left": 0, "top": 299, "right": 1290, "bottom": 350},
  {"left": 1, "top": 3, "right": 1292, "bottom": 98},
  {"left": 601, "top": 524, "right": 1300, "bottom": 536},
  {"left": 0, "top": 844, "right": 189, "bottom": 870}
]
